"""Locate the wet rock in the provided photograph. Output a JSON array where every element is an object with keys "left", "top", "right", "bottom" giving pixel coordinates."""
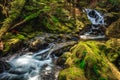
[
  {"left": 56, "top": 52, "right": 72, "bottom": 68},
  {"left": 40, "top": 65, "right": 62, "bottom": 80},
  {"left": 104, "top": 12, "right": 119, "bottom": 26},
  {"left": 0, "top": 73, "right": 25, "bottom": 80},
  {"left": 53, "top": 41, "right": 76, "bottom": 57},
  {"left": 8, "top": 68, "right": 28, "bottom": 74},
  {"left": 29, "top": 38, "right": 48, "bottom": 52},
  {"left": 0, "top": 60, "right": 11, "bottom": 73},
  {"left": 56, "top": 57, "right": 66, "bottom": 67}
]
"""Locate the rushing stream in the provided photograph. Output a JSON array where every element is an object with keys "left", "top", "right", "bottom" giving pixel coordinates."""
[
  {"left": 0, "top": 43, "right": 60, "bottom": 80},
  {"left": 0, "top": 9, "right": 107, "bottom": 80},
  {"left": 80, "top": 9, "right": 106, "bottom": 39}
]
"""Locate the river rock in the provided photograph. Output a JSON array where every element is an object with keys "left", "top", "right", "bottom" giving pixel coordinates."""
[
  {"left": 53, "top": 41, "right": 76, "bottom": 57},
  {"left": 0, "top": 60, "right": 11, "bottom": 73},
  {"left": 29, "top": 38, "right": 48, "bottom": 52}
]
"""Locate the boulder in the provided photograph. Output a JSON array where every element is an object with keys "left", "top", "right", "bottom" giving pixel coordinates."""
[
  {"left": 58, "top": 41, "right": 120, "bottom": 80},
  {"left": 106, "top": 18, "right": 120, "bottom": 38}
]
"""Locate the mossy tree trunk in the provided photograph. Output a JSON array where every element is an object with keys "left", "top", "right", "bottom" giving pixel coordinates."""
[{"left": 0, "top": 0, "right": 26, "bottom": 39}]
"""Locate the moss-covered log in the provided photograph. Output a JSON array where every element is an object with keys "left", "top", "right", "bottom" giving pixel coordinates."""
[{"left": 0, "top": 0, "right": 26, "bottom": 39}]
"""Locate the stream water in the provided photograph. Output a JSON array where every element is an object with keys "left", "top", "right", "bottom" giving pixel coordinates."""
[
  {"left": 0, "top": 9, "right": 107, "bottom": 80},
  {"left": 0, "top": 43, "right": 60, "bottom": 80},
  {"left": 80, "top": 9, "right": 106, "bottom": 39}
]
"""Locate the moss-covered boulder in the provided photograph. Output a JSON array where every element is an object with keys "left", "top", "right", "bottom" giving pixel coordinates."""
[
  {"left": 105, "top": 38, "right": 120, "bottom": 70},
  {"left": 106, "top": 18, "right": 120, "bottom": 38},
  {"left": 59, "top": 67, "right": 87, "bottom": 80},
  {"left": 58, "top": 41, "right": 119, "bottom": 80},
  {"left": 41, "top": 8, "right": 85, "bottom": 33},
  {"left": 2, "top": 33, "right": 26, "bottom": 54}
]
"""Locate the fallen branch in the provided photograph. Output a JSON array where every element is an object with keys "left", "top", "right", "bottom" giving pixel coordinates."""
[
  {"left": 9, "top": 19, "right": 26, "bottom": 30},
  {"left": 9, "top": 10, "right": 42, "bottom": 30}
]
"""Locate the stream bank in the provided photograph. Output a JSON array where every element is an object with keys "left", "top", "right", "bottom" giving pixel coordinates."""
[{"left": 0, "top": 0, "right": 120, "bottom": 80}]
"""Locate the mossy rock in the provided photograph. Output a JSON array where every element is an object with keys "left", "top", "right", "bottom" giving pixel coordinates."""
[
  {"left": 106, "top": 18, "right": 120, "bottom": 38},
  {"left": 105, "top": 38, "right": 120, "bottom": 70},
  {"left": 3, "top": 38, "right": 20, "bottom": 53},
  {"left": 21, "top": 25, "right": 33, "bottom": 33},
  {"left": 58, "top": 41, "right": 118, "bottom": 80},
  {"left": 58, "top": 67, "right": 87, "bottom": 80},
  {"left": 2, "top": 32, "right": 28, "bottom": 54}
]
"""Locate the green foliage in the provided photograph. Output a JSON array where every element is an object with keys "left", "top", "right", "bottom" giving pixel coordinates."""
[
  {"left": 93, "top": 65, "right": 99, "bottom": 76},
  {"left": 108, "top": 0, "right": 119, "bottom": 5},
  {"left": 24, "top": 10, "right": 41, "bottom": 21},
  {"left": 99, "top": 77, "right": 108, "bottom": 80},
  {"left": 80, "top": 60, "right": 86, "bottom": 69},
  {"left": 83, "top": 50, "right": 87, "bottom": 56},
  {"left": 16, "top": 34, "right": 26, "bottom": 40},
  {"left": 4, "top": 42, "right": 11, "bottom": 53},
  {"left": 0, "top": 0, "right": 26, "bottom": 38},
  {"left": 9, "top": 0, "right": 26, "bottom": 19},
  {"left": 51, "top": 16, "right": 59, "bottom": 23}
]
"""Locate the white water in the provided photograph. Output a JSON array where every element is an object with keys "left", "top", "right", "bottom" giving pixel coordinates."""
[
  {"left": 0, "top": 43, "right": 56, "bottom": 80},
  {"left": 80, "top": 9, "right": 105, "bottom": 39},
  {"left": 84, "top": 9, "right": 105, "bottom": 25}
]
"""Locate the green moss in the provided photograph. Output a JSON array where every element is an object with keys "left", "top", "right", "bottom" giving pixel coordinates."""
[
  {"left": 79, "top": 59, "right": 86, "bottom": 69},
  {"left": 3, "top": 42, "right": 11, "bottom": 53},
  {"left": 42, "top": 15, "right": 73, "bottom": 33},
  {"left": 24, "top": 10, "right": 41, "bottom": 21},
  {"left": 106, "top": 19, "right": 120, "bottom": 38},
  {"left": 3, "top": 38, "right": 20, "bottom": 53},
  {"left": 59, "top": 67, "right": 86, "bottom": 80},
  {"left": 21, "top": 25, "right": 33, "bottom": 33},
  {"left": 59, "top": 41, "right": 117, "bottom": 80},
  {"left": 108, "top": 0, "right": 119, "bottom": 5},
  {"left": 16, "top": 34, "right": 26, "bottom": 40}
]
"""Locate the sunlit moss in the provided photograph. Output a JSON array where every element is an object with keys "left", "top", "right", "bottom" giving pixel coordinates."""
[
  {"left": 59, "top": 41, "right": 118, "bottom": 80},
  {"left": 58, "top": 67, "right": 86, "bottom": 80}
]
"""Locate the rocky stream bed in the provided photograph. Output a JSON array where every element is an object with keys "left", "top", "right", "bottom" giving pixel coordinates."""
[{"left": 0, "top": 7, "right": 120, "bottom": 80}]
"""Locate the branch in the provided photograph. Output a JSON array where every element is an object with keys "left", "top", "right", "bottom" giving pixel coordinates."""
[
  {"left": 9, "top": 10, "right": 42, "bottom": 30},
  {"left": 9, "top": 20, "right": 26, "bottom": 30}
]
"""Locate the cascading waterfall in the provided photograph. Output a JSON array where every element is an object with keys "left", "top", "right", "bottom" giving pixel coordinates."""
[
  {"left": 0, "top": 43, "right": 58, "bottom": 80},
  {"left": 80, "top": 9, "right": 106, "bottom": 39}
]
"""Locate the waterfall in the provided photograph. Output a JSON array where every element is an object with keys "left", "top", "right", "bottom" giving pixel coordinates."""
[
  {"left": 80, "top": 9, "right": 106, "bottom": 39},
  {"left": 0, "top": 43, "right": 56, "bottom": 80}
]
